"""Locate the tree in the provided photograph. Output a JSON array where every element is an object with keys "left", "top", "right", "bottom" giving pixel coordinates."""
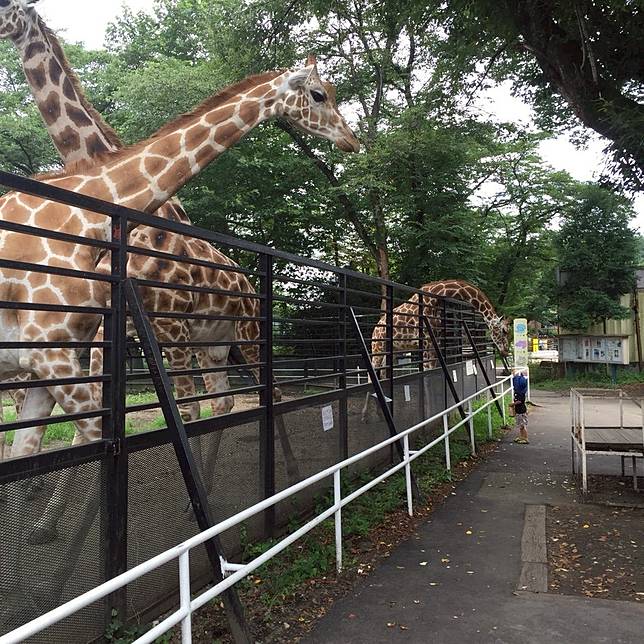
[
  {"left": 556, "top": 183, "right": 637, "bottom": 330},
  {"left": 446, "top": 0, "right": 644, "bottom": 191}
]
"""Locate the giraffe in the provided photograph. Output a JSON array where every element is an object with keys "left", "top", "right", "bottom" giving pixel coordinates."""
[
  {"left": 0, "top": 0, "right": 294, "bottom": 477},
  {"left": 361, "top": 280, "right": 509, "bottom": 421},
  {"left": 420, "top": 280, "right": 510, "bottom": 357},
  {"left": 0, "top": 55, "right": 358, "bottom": 540}
]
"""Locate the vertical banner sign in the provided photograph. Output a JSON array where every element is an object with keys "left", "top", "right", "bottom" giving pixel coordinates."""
[{"left": 513, "top": 318, "right": 529, "bottom": 368}]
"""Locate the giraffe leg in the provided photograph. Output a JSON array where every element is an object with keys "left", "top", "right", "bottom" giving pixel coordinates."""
[
  {"left": 166, "top": 347, "right": 200, "bottom": 422},
  {"left": 24, "top": 349, "right": 102, "bottom": 545},
  {"left": 192, "top": 347, "right": 233, "bottom": 502}
]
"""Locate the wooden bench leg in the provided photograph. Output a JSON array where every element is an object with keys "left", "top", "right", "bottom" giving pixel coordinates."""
[{"left": 633, "top": 456, "right": 639, "bottom": 492}]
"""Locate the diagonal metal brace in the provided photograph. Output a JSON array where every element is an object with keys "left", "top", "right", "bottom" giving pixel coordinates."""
[
  {"left": 125, "top": 278, "right": 252, "bottom": 644},
  {"left": 349, "top": 308, "right": 422, "bottom": 501},
  {"left": 421, "top": 316, "right": 467, "bottom": 421},
  {"left": 461, "top": 320, "right": 503, "bottom": 418}
]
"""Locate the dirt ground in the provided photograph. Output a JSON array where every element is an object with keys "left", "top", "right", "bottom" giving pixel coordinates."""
[{"left": 547, "top": 503, "right": 644, "bottom": 602}]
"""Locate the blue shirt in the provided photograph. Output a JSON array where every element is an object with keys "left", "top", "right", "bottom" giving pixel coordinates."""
[{"left": 513, "top": 374, "right": 528, "bottom": 396}]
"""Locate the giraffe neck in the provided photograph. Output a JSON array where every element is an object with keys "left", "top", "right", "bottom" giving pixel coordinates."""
[
  {"left": 12, "top": 13, "right": 120, "bottom": 163},
  {"left": 67, "top": 70, "right": 287, "bottom": 213}
]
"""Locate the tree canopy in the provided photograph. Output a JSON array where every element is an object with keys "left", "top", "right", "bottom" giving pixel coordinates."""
[{"left": 0, "top": 0, "right": 640, "bottom": 330}]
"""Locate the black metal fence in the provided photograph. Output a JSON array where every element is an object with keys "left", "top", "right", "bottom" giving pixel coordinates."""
[{"left": 0, "top": 169, "right": 494, "bottom": 642}]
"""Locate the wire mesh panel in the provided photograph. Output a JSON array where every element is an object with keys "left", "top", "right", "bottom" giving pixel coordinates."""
[{"left": 0, "top": 460, "right": 106, "bottom": 643}]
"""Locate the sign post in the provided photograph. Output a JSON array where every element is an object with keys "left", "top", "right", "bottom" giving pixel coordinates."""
[{"left": 513, "top": 318, "right": 530, "bottom": 400}]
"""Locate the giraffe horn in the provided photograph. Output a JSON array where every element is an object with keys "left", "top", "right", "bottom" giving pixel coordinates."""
[{"left": 306, "top": 53, "right": 317, "bottom": 66}]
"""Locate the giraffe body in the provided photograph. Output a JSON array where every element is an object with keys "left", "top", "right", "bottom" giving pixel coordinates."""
[
  {"left": 0, "top": 9, "right": 358, "bottom": 539},
  {"left": 362, "top": 280, "right": 509, "bottom": 421},
  {"left": 0, "top": 1, "right": 357, "bottom": 466}
]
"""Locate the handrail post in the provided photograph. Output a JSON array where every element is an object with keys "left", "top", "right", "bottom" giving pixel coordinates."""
[
  {"left": 259, "top": 253, "right": 276, "bottom": 535},
  {"left": 403, "top": 434, "right": 413, "bottom": 516},
  {"left": 486, "top": 389, "right": 492, "bottom": 438},
  {"left": 500, "top": 381, "right": 506, "bottom": 424},
  {"left": 333, "top": 469, "right": 343, "bottom": 573},
  {"left": 467, "top": 400, "right": 476, "bottom": 455},
  {"left": 179, "top": 551, "right": 192, "bottom": 644},
  {"left": 443, "top": 415, "right": 451, "bottom": 471},
  {"left": 619, "top": 389, "right": 624, "bottom": 429}
]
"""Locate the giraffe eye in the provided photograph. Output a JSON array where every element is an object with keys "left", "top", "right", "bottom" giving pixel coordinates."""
[{"left": 310, "top": 89, "right": 326, "bottom": 103}]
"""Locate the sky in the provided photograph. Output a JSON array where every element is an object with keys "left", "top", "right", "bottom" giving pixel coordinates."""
[{"left": 36, "top": 0, "right": 644, "bottom": 228}]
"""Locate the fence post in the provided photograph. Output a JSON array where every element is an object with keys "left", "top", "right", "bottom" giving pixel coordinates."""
[
  {"left": 418, "top": 291, "right": 426, "bottom": 420},
  {"left": 467, "top": 400, "right": 476, "bottom": 455},
  {"left": 338, "top": 274, "right": 348, "bottom": 461},
  {"left": 333, "top": 469, "right": 343, "bottom": 573},
  {"left": 386, "top": 284, "right": 395, "bottom": 464},
  {"left": 259, "top": 254, "right": 275, "bottom": 536},
  {"left": 403, "top": 434, "right": 413, "bottom": 516},
  {"left": 102, "top": 210, "right": 128, "bottom": 628},
  {"left": 443, "top": 414, "right": 451, "bottom": 471}
]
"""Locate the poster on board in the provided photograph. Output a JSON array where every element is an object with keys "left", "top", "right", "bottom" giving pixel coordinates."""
[{"left": 513, "top": 318, "right": 528, "bottom": 368}]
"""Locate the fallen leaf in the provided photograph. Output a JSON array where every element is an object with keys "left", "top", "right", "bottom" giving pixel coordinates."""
[
  {"left": 419, "top": 561, "right": 428, "bottom": 566},
  {"left": 466, "top": 530, "right": 473, "bottom": 535}
]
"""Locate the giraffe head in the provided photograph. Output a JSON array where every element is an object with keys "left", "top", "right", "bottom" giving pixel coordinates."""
[
  {"left": 279, "top": 55, "right": 360, "bottom": 153},
  {"left": 490, "top": 316, "right": 511, "bottom": 356},
  {"left": 0, "top": 0, "right": 35, "bottom": 41}
]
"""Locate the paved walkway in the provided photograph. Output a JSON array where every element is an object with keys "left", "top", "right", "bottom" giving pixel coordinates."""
[{"left": 304, "top": 390, "right": 644, "bottom": 644}]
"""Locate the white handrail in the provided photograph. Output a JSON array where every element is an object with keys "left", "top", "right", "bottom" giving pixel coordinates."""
[{"left": 0, "top": 373, "right": 513, "bottom": 644}]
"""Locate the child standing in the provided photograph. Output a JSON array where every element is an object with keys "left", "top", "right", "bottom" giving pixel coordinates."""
[{"left": 512, "top": 370, "right": 529, "bottom": 444}]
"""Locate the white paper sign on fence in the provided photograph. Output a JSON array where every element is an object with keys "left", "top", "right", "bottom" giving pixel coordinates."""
[
  {"left": 452, "top": 370, "right": 458, "bottom": 383},
  {"left": 321, "top": 405, "right": 334, "bottom": 431},
  {"left": 404, "top": 384, "right": 411, "bottom": 402},
  {"left": 466, "top": 360, "right": 474, "bottom": 376}
]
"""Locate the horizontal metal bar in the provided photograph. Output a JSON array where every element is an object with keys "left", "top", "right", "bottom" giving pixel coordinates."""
[
  {"left": 144, "top": 311, "right": 263, "bottom": 323},
  {"left": 125, "top": 245, "right": 260, "bottom": 277},
  {"left": 0, "top": 439, "right": 112, "bottom": 485},
  {"left": 274, "top": 317, "right": 347, "bottom": 326},
  {"left": 0, "top": 217, "right": 116, "bottom": 251},
  {"left": 0, "top": 407, "right": 110, "bottom": 433},
  {"left": 0, "top": 374, "right": 108, "bottom": 392},
  {"left": 125, "top": 361, "right": 264, "bottom": 380},
  {"left": 158, "top": 339, "right": 265, "bottom": 348},
  {"left": 0, "top": 258, "right": 116, "bottom": 283},
  {"left": 132, "top": 278, "right": 264, "bottom": 299},
  {"left": 0, "top": 300, "right": 111, "bottom": 315},
  {"left": 0, "top": 341, "right": 109, "bottom": 349}
]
